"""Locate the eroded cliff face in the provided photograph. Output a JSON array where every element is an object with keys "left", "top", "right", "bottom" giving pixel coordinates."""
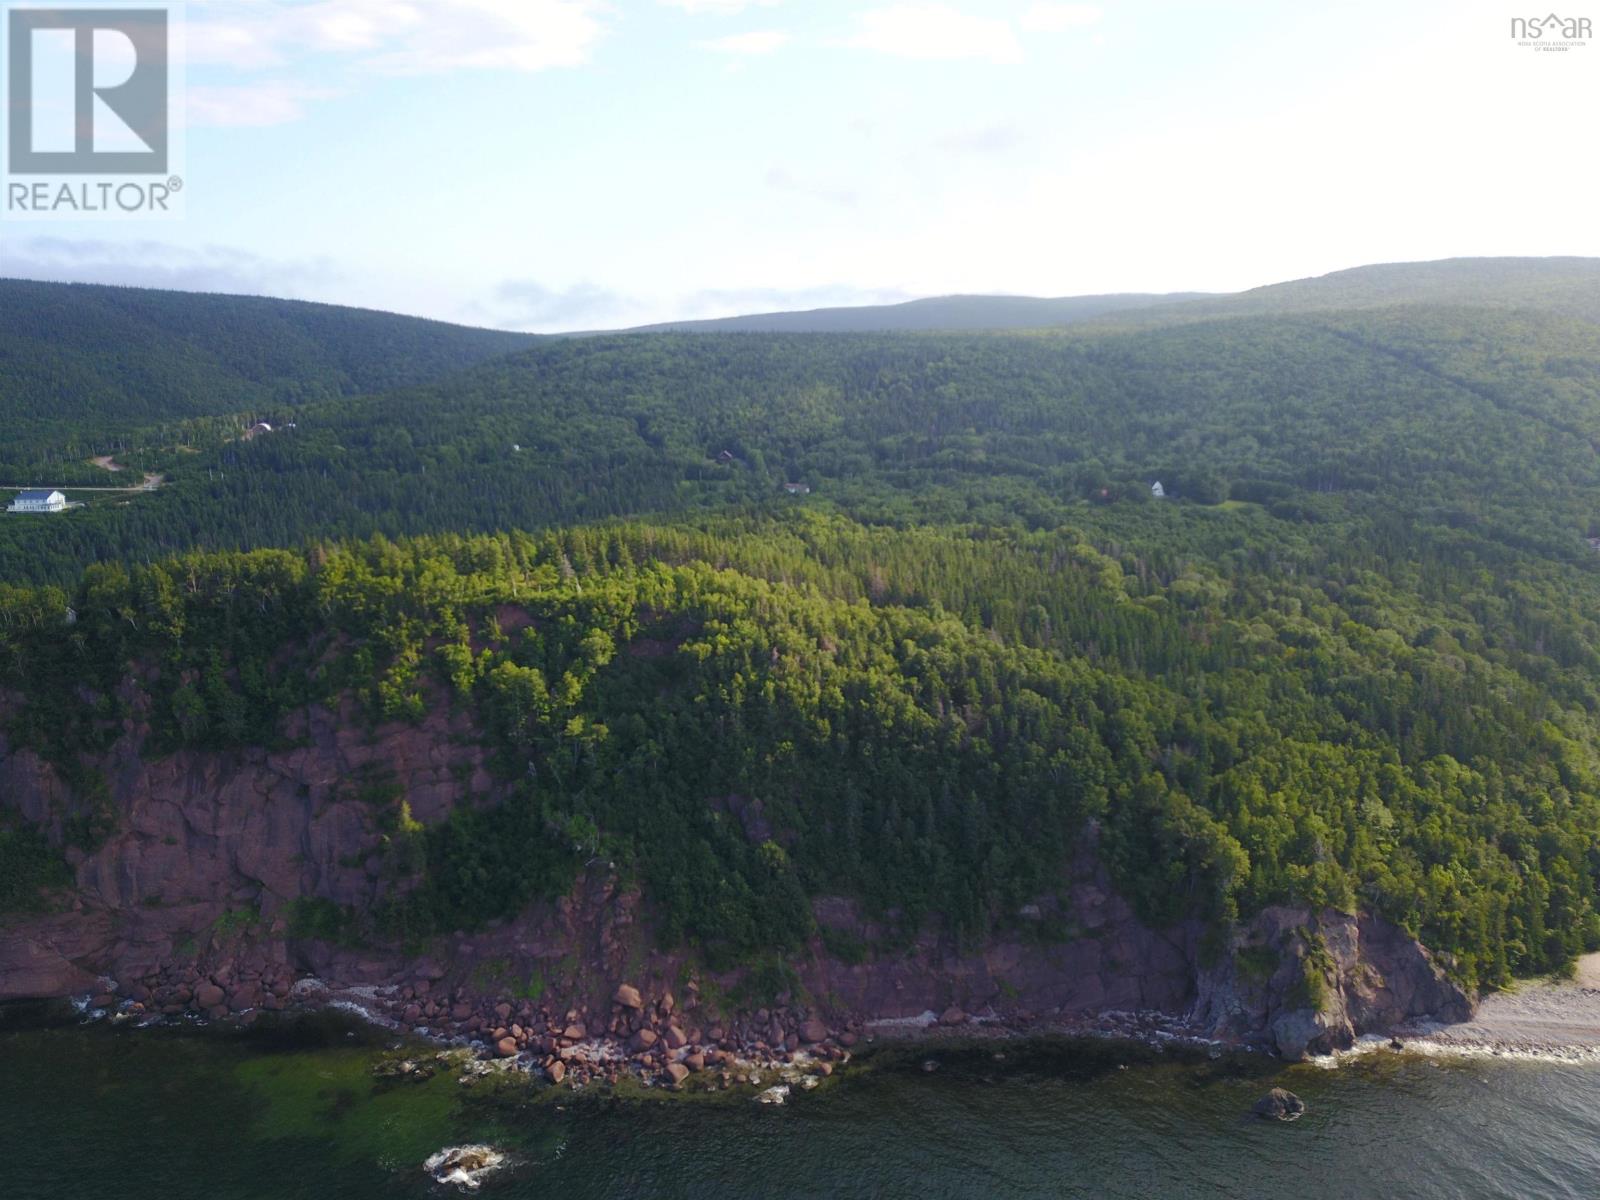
[
  {"left": 1191, "top": 906, "right": 1474, "bottom": 1058},
  {"left": 0, "top": 694, "right": 493, "bottom": 1001},
  {"left": 0, "top": 699, "right": 1471, "bottom": 1056}
]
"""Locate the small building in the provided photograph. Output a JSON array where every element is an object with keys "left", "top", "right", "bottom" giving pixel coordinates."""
[
  {"left": 716, "top": 450, "right": 736, "bottom": 464},
  {"left": 1150, "top": 481, "right": 1166, "bottom": 499},
  {"left": 8, "top": 489, "right": 67, "bottom": 514},
  {"left": 242, "top": 422, "right": 274, "bottom": 440},
  {"left": 782, "top": 482, "right": 811, "bottom": 495}
]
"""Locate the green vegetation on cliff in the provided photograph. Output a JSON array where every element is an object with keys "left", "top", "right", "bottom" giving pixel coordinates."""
[
  {"left": 5, "top": 260, "right": 1600, "bottom": 987},
  {"left": 5, "top": 511, "right": 1600, "bottom": 986}
]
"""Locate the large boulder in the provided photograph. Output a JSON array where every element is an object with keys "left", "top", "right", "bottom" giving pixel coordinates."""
[
  {"left": 614, "top": 984, "right": 643, "bottom": 1009},
  {"left": 194, "top": 982, "right": 225, "bottom": 1009},
  {"left": 799, "top": 1017, "right": 828, "bottom": 1044},
  {"left": 1269, "top": 1007, "right": 1336, "bottom": 1061},
  {"left": 424, "top": 1145, "right": 506, "bottom": 1190},
  {"left": 1253, "top": 1088, "right": 1307, "bottom": 1121},
  {"left": 227, "top": 984, "right": 262, "bottom": 1012}
]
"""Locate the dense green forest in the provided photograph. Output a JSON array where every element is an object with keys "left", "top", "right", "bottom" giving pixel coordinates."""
[
  {"left": 0, "top": 278, "right": 534, "bottom": 486},
  {"left": 5, "top": 259, "right": 1600, "bottom": 992},
  {"left": 4, "top": 516, "right": 1599, "bottom": 989}
]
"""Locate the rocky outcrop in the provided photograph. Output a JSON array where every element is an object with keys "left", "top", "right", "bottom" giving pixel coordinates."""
[
  {"left": 0, "top": 910, "right": 115, "bottom": 999},
  {"left": 0, "top": 694, "right": 1476, "bottom": 1062},
  {"left": 1253, "top": 1088, "right": 1306, "bottom": 1121},
  {"left": 1190, "top": 906, "right": 1474, "bottom": 1059},
  {"left": 0, "top": 694, "right": 493, "bottom": 1001},
  {"left": 795, "top": 878, "right": 1197, "bottom": 1021}
]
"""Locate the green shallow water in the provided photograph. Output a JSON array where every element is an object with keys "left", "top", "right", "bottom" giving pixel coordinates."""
[{"left": 4, "top": 1009, "right": 1600, "bottom": 1199}]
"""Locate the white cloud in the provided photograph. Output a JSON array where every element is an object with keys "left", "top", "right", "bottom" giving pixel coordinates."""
[
  {"left": 935, "top": 122, "right": 1023, "bottom": 154},
  {"left": 187, "top": 0, "right": 607, "bottom": 75},
  {"left": 658, "top": 0, "right": 780, "bottom": 14},
  {"left": 188, "top": 81, "right": 341, "bottom": 127},
  {"left": 1019, "top": 3, "right": 1102, "bottom": 33},
  {"left": 1, "top": 237, "right": 344, "bottom": 298},
  {"left": 490, "top": 279, "right": 628, "bottom": 328},
  {"left": 765, "top": 166, "right": 859, "bottom": 208},
  {"left": 843, "top": 5, "right": 1023, "bottom": 64},
  {"left": 700, "top": 30, "right": 790, "bottom": 55}
]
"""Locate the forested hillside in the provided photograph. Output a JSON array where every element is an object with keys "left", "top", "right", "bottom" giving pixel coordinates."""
[
  {"left": 6, "top": 297, "right": 1600, "bottom": 583},
  {"left": 0, "top": 278, "right": 534, "bottom": 486},
  {"left": 5, "top": 258, "right": 1600, "bottom": 997},
  {"left": 1101, "top": 256, "right": 1600, "bottom": 327},
  {"left": 4, "top": 515, "right": 1599, "bottom": 990}
]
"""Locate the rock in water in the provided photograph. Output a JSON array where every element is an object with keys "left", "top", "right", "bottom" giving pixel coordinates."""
[
  {"left": 424, "top": 1145, "right": 507, "bottom": 1190},
  {"left": 755, "top": 1084, "right": 791, "bottom": 1105},
  {"left": 1253, "top": 1088, "right": 1307, "bottom": 1121}
]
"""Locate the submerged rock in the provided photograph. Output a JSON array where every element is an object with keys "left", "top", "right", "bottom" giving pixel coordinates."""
[
  {"left": 424, "top": 1144, "right": 507, "bottom": 1190},
  {"left": 755, "top": 1084, "right": 791, "bottom": 1105},
  {"left": 372, "top": 1057, "right": 436, "bottom": 1082},
  {"left": 1253, "top": 1088, "right": 1307, "bottom": 1121}
]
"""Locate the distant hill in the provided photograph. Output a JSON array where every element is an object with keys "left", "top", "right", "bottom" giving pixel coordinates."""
[
  {"left": 606, "top": 258, "right": 1600, "bottom": 336},
  {"left": 0, "top": 278, "right": 537, "bottom": 423},
  {"left": 1114, "top": 257, "right": 1600, "bottom": 327},
  {"left": 609, "top": 291, "right": 1213, "bottom": 334}
]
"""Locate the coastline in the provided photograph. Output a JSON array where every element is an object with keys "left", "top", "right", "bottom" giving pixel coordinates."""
[
  {"left": 37, "top": 963, "right": 1600, "bottom": 1096},
  {"left": 1390, "top": 952, "right": 1600, "bottom": 1064},
  {"left": 316, "top": 946, "right": 1600, "bottom": 1079},
  {"left": 30, "top": 949, "right": 1600, "bottom": 1086}
]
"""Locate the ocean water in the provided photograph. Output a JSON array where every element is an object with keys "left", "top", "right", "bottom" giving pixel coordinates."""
[{"left": 3, "top": 1007, "right": 1598, "bottom": 1199}]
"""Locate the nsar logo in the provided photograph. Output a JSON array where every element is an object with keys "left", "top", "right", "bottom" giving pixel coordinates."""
[{"left": 1510, "top": 12, "right": 1592, "bottom": 50}]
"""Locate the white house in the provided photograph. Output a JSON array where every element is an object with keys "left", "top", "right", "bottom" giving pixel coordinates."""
[
  {"left": 8, "top": 490, "right": 67, "bottom": 514},
  {"left": 1151, "top": 481, "right": 1166, "bottom": 499}
]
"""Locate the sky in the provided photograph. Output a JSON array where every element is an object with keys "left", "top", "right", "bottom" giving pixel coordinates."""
[{"left": 0, "top": 0, "right": 1597, "bottom": 331}]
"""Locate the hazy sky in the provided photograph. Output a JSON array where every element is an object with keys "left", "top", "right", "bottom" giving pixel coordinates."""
[{"left": 1, "top": 0, "right": 1597, "bottom": 330}]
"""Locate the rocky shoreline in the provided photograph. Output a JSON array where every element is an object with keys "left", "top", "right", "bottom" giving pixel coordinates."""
[
  {"left": 80, "top": 956, "right": 862, "bottom": 1093},
  {"left": 67, "top": 948, "right": 1262, "bottom": 1098},
  {"left": 58, "top": 950, "right": 1600, "bottom": 1098},
  {"left": 21, "top": 895, "right": 1492, "bottom": 1091}
]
